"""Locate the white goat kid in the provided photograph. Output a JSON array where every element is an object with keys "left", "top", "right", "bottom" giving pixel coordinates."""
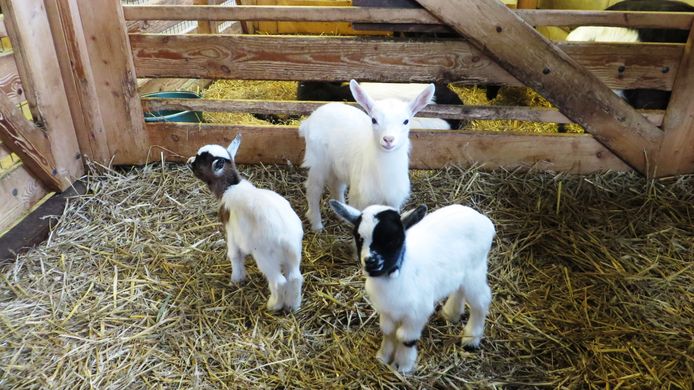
[
  {"left": 188, "top": 134, "right": 303, "bottom": 312},
  {"left": 300, "top": 79, "right": 435, "bottom": 231},
  {"left": 330, "top": 200, "right": 495, "bottom": 373}
]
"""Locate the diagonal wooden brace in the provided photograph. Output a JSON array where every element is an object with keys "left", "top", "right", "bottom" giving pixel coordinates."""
[
  {"left": 0, "top": 93, "right": 64, "bottom": 191},
  {"left": 415, "top": 0, "right": 663, "bottom": 175}
]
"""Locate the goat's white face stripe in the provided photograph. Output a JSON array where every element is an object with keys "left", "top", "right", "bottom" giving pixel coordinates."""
[
  {"left": 357, "top": 205, "right": 391, "bottom": 263},
  {"left": 197, "top": 145, "right": 230, "bottom": 160}
]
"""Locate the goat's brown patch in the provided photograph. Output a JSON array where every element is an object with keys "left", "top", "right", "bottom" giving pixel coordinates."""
[{"left": 219, "top": 204, "right": 230, "bottom": 238}]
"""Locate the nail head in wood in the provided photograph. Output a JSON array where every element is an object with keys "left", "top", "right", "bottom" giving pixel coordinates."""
[
  {"left": 496, "top": 26, "right": 503, "bottom": 33},
  {"left": 542, "top": 67, "right": 551, "bottom": 75},
  {"left": 618, "top": 65, "right": 626, "bottom": 73}
]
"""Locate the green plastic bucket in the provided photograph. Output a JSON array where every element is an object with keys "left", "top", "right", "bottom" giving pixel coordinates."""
[{"left": 142, "top": 91, "right": 203, "bottom": 123}]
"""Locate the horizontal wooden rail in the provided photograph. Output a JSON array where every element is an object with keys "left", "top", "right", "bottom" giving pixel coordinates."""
[
  {"left": 141, "top": 98, "right": 665, "bottom": 126},
  {"left": 121, "top": 5, "right": 694, "bottom": 30},
  {"left": 144, "top": 123, "right": 631, "bottom": 173},
  {"left": 0, "top": 163, "right": 49, "bottom": 235},
  {"left": 130, "top": 34, "right": 681, "bottom": 90}
]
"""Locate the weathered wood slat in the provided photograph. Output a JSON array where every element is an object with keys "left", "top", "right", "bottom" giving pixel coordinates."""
[
  {"left": 0, "top": 88, "right": 64, "bottom": 191},
  {"left": 0, "top": 142, "right": 12, "bottom": 161},
  {"left": 657, "top": 24, "right": 694, "bottom": 176},
  {"left": 72, "top": 0, "right": 149, "bottom": 165},
  {"left": 0, "top": 16, "right": 7, "bottom": 37},
  {"left": 141, "top": 98, "right": 665, "bottom": 126},
  {"left": 0, "top": 163, "right": 50, "bottom": 235},
  {"left": 144, "top": 123, "right": 631, "bottom": 173},
  {"left": 0, "top": 52, "right": 26, "bottom": 106},
  {"left": 121, "top": 5, "right": 694, "bottom": 30},
  {"left": 1, "top": 0, "right": 83, "bottom": 190},
  {"left": 130, "top": 34, "right": 680, "bottom": 91},
  {"left": 415, "top": 0, "right": 662, "bottom": 175}
]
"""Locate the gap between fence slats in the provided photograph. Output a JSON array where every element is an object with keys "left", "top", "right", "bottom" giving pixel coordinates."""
[
  {"left": 140, "top": 98, "right": 665, "bottom": 126},
  {"left": 143, "top": 123, "right": 631, "bottom": 173},
  {"left": 121, "top": 5, "right": 693, "bottom": 30}
]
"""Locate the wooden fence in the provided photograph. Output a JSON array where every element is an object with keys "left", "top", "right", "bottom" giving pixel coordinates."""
[{"left": 0, "top": 0, "right": 693, "bottom": 237}]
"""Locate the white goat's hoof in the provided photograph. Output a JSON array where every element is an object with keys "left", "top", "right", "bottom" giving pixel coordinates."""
[{"left": 230, "top": 272, "right": 247, "bottom": 284}]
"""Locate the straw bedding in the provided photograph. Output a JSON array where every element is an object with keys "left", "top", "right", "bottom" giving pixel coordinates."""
[{"left": 1, "top": 161, "right": 691, "bottom": 389}]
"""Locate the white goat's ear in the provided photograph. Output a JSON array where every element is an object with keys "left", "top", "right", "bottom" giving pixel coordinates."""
[
  {"left": 227, "top": 133, "right": 242, "bottom": 159},
  {"left": 401, "top": 204, "right": 427, "bottom": 230},
  {"left": 329, "top": 199, "right": 361, "bottom": 225},
  {"left": 408, "top": 83, "right": 436, "bottom": 115},
  {"left": 211, "top": 158, "right": 226, "bottom": 176},
  {"left": 349, "top": 79, "right": 375, "bottom": 115}
]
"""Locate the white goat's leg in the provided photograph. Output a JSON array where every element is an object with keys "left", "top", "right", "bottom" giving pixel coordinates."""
[
  {"left": 442, "top": 287, "right": 466, "bottom": 323},
  {"left": 328, "top": 176, "right": 347, "bottom": 204},
  {"left": 376, "top": 313, "right": 397, "bottom": 365},
  {"left": 461, "top": 280, "right": 492, "bottom": 348},
  {"left": 305, "top": 169, "right": 326, "bottom": 232},
  {"left": 281, "top": 247, "right": 303, "bottom": 312},
  {"left": 392, "top": 316, "right": 428, "bottom": 374},
  {"left": 256, "top": 256, "right": 288, "bottom": 312},
  {"left": 227, "top": 239, "right": 246, "bottom": 284}
]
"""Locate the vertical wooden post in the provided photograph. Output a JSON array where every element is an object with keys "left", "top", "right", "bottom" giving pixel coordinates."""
[
  {"left": 0, "top": 0, "right": 83, "bottom": 189},
  {"left": 71, "top": 0, "right": 149, "bottom": 165},
  {"left": 44, "top": 0, "right": 111, "bottom": 164},
  {"left": 196, "top": 0, "right": 214, "bottom": 34},
  {"left": 656, "top": 22, "right": 694, "bottom": 177},
  {"left": 517, "top": 0, "right": 538, "bottom": 9}
]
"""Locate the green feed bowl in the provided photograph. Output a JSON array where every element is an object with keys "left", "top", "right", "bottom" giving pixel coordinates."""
[{"left": 142, "top": 91, "right": 203, "bottom": 123}]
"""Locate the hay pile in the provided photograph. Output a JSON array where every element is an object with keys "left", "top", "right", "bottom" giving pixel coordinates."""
[
  {"left": 201, "top": 80, "right": 584, "bottom": 134},
  {"left": 1, "top": 163, "right": 692, "bottom": 388}
]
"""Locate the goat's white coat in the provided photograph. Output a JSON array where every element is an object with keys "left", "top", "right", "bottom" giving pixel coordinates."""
[
  {"left": 300, "top": 80, "right": 434, "bottom": 231},
  {"left": 357, "top": 204, "right": 494, "bottom": 373},
  {"left": 360, "top": 83, "right": 451, "bottom": 130}
]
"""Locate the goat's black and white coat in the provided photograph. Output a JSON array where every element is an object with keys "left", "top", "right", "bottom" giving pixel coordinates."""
[
  {"left": 330, "top": 201, "right": 495, "bottom": 374},
  {"left": 188, "top": 135, "right": 304, "bottom": 312}
]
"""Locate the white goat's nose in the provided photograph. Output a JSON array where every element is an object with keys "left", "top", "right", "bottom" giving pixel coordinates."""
[
  {"left": 383, "top": 136, "right": 394, "bottom": 144},
  {"left": 186, "top": 156, "right": 195, "bottom": 165}
]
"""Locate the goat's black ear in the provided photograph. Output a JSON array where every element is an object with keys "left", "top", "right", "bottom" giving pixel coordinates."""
[
  {"left": 329, "top": 200, "right": 361, "bottom": 226},
  {"left": 401, "top": 204, "right": 427, "bottom": 230}
]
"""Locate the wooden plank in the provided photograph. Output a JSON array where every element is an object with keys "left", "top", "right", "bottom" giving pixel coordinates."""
[
  {"left": 137, "top": 78, "right": 213, "bottom": 94},
  {"left": 0, "top": 143, "right": 11, "bottom": 160},
  {"left": 0, "top": 15, "right": 7, "bottom": 37},
  {"left": 0, "top": 91, "right": 64, "bottom": 191},
  {"left": 72, "top": 0, "right": 149, "bottom": 165},
  {"left": 415, "top": 0, "right": 663, "bottom": 175},
  {"left": 1, "top": 0, "right": 83, "bottom": 189},
  {"left": 0, "top": 52, "right": 26, "bottom": 105},
  {"left": 0, "top": 181, "right": 86, "bottom": 263},
  {"left": 195, "top": 0, "right": 213, "bottom": 33},
  {"left": 140, "top": 98, "right": 666, "bottom": 126},
  {"left": 0, "top": 163, "right": 50, "bottom": 237},
  {"left": 657, "top": 23, "right": 694, "bottom": 177},
  {"left": 121, "top": 5, "right": 694, "bottom": 30},
  {"left": 44, "top": 0, "right": 112, "bottom": 164},
  {"left": 517, "top": 0, "right": 537, "bottom": 9},
  {"left": 129, "top": 34, "right": 680, "bottom": 91},
  {"left": 143, "top": 122, "right": 631, "bottom": 173}
]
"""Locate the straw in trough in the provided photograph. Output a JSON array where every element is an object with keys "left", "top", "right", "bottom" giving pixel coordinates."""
[{"left": 1, "top": 160, "right": 691, "bottom": 388}]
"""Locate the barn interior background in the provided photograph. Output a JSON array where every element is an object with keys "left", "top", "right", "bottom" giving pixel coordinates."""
[{"left": 0, "top": 0, "right": 692, "bottom": 388}]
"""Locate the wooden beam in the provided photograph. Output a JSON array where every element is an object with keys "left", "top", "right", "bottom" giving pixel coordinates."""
[
  {"left": 120, "top": 5, "right": 694, "bottom": 30},
  {"left": 1, "top": 0, "right": 83, "bottom": 189},
  {"left": 129, "top": 34, "right": 680, "bottom": 91},
  {"left": 72, "top": 0, "right": 149, "bottom": 165},
  {"left": 140, "top": 98, "right": 665, "bottom": 126},
  {"left": 0, "top": 15, "right": 7, "bottom": 37},
  {"left": 0, "top": 181, "right": 85, "bottom": 263},
  {"left": 0, "top": 143, "right": 12, "bottom": 161},
  {"left": 414, "top": 0, "right": 663, "bottom": 175},
  {"left": 0, "top": 52, "right": 26, "bottom": 106},
  {"left": 144, "top": 123, "right": 630, "bottom": 173},
  {"left": 44, "top": 0, "right": 112, "bottom": 164},
  {"left": 657, "top": 22, "right": 694, "bottom": 177},
  {"left": 0, "top": 89, "right": 64, "bottom": 191},
  {"left": 0, "top": 163, "right": 50, "bottom": 238}
]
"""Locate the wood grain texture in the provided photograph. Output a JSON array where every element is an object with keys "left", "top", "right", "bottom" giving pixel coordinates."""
[
  {"left": 140, "top": 98, "right": 665, "bottom": 126},
  {"left": 0, "top": 92, "right": 63, "bottom": 191},
  {"left": 657, "top": 24, "right": 694, "bottom": 176},
  {"left": 129, "top": 34, "right": 680, "bottom": 91},
  {"left": 0, "top": 143, "right": 11, "bottom": 161},
  {"left": 0, "top": 163, "right": 50, "bottom": 235},
  {"left": 121, "top": 5, "right": 693, "bottom": 30},
  {"left": 1, "top": 0, "right": 83, "bottom": 189},
  {"left": 144, "top": 122, "right": 631, "bottom": 173},
  {"left": 0, "top": 52, "right": 26, "bottom": 105},
  {"left": 415, "top": 0, "right": 662, "bottom": 175},
  {"left": 45, "top": 0, "right": 112, "bottom": 164},
  {"left": 74, "top": 0, "right": 149, "bottom": 165}
]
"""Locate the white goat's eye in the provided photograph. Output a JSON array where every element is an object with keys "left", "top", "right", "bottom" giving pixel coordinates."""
[
  {"left": 403, "top": 119, "right": 409, "bottom": 125},
  {"left": 372, "top": 118, "right": 377, "bottom": 125}
]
